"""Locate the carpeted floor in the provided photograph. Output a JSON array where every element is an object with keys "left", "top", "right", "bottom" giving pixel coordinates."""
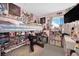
[{"left": 6, "top": 44, "right": 64, "bottom": 56}]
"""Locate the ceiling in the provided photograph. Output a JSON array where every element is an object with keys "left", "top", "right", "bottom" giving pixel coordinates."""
[{"left": 14, "top": 3, "right": 77, "bottom": 17}]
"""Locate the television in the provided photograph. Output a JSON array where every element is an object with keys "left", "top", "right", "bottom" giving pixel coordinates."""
[{"left": 9, "top": 3, "right": 21, "bottom": 17}]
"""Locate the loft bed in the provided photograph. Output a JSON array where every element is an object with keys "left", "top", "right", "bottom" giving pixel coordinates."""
[
  {"left": 0, "top": 25, "right": 43, "bottom": 55},
  {"left": 0, "top": 17, "right": 43, "bottom": 55},
  {"left": 0, "top": 24, "right": 43, "bottom": 52}
]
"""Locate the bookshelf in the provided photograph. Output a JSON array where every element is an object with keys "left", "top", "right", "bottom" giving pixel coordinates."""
[{"left": 49, "top": 30, "right": 62, "bottom": 47}]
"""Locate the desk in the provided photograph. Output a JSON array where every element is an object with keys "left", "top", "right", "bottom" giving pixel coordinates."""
[
  {"left": 64, "top": 36, "right": 76, "bottom": 50},
  {"left": 64, "top": 36, "right": 76, "bottom": 55}
]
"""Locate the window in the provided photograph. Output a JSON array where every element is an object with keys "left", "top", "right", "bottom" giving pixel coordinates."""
[{"left": 40, "top": 17, "right": 46, "bottom": 24}]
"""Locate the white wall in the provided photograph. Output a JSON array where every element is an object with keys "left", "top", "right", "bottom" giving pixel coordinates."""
[{"left": 62, "top": 21, "right": 79, "bottom": 34}]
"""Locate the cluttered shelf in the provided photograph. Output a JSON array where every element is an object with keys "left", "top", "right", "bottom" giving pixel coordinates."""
[
  {"left": 4, "top": 40, "right": 27, "bottom": 53},
  {"left": 0, "top": 32, "right": 30, "bottom": 56},
  {"left": 49, "top": 30, "right": 62, "bottom": 47}
]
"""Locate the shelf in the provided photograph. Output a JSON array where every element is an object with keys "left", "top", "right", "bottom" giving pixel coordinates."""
[
  {"left": 4, "top": 41, "right": 26, "bottom": 53},
  {"left": 55, "top": 41, "right": 61, "bottom": 47}
]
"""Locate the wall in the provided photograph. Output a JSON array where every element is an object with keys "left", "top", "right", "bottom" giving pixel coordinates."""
[{"left": 36, "top": 9, "right": 66, "bottom": 25}]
